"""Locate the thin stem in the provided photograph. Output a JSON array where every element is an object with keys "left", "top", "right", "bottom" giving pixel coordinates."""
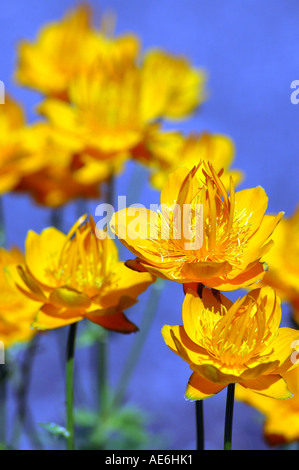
[
  {"left": 195, "top": 400, "right": 204, "bottom": 450},
  {"left": 224, "top": 383, "right": 235, "bottom": 450},
  {"left": 66, "top": 322, "right": 77, "bottom": 451}
]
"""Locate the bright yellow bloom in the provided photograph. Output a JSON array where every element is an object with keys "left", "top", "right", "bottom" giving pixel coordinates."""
[
  {"left": 235, "top": 366, "right": 299, "bottom": 446},
  {"left": 0, "top": 247, "right": 41, "bottom": 348},
  {"left": 111, "top": 162, "right": 283, "bottom": 290},
  {"left": 162, "top": 287, "right": 299, "bottom": 400},
  {"left": 15, "top": 5, "right": 139, "bottom": 100},
  {"left": 9, "top": 215, "right": 155, "bottom": 333},
  {"left": 134, "top": 129, "right": 243, "bottom": 191},
  {"left": 259, "top": 206, "right": 299, "bottom": 325}
]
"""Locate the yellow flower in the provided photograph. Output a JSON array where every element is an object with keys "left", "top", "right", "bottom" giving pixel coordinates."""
[
  {"left": 139, "top": 49, "right": 206, "bottom": 121},
  {"left": 14, "top": 122, "right": 114, "bottom": 208},
  {"left": 15, "top": 4, "right": 141, "bottom": 99},
  {"left": 235, "top": 366, "right": 299, "bottom": 446},
  {"left": 9, "top": 215, "right": 155, "bottom": 333},
  {"left": 0, "top": 247, "right": 41, "bottom": 348},
  {"left": 111, "top": 162, "right": 283, "bottom": 290},
  {"left": 134, "top": 128, "right": 243, "bottom": 191},
  {"left": 259, "top": 206, "right": 299, "bottom": 325},
  {"left": 0, "top": 95, "right": 32, "bottom": 194},
  {"left": 38, "top": 68, "right": 146, "bottom": 157},
  {"left": 162, "top": 287, "right": 299, "bottom": 400}
]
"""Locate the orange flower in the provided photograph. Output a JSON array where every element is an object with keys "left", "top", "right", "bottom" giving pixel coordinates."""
[
  {"left": 162, "top": 287, "right": 299, "bottom": 400},
  {"left": 9, "top": 215, "right": 155, "bottom": 333},
  {"left": 111, "top": 162, "right": 283, "bottom": 290}
]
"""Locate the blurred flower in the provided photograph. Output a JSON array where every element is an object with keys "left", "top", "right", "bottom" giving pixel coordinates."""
[
  {"left": 0, "top": 247, "right": 40, "bottom": 348},
  {"left": 139, "top": 49, "right": 206, "bottom": 121},
  {"left": 235, "top": 366, "right": 299, "bottom": 446},
  {"left": 162, "top": 287, "right": 299, "bottom": 400},
  {"left": 15, "top": 4, "right": 139, "bottom": 99},
  {"left": 0, "top": 95, "right": 43, "bottom": 194},
  {"left": 111, "top": 162, "right": 283, "bottom": 290},
  {"left": 9, "top": 215, "right": 155, "bottom": 333},
  {"left": 258, "top": 206, "right": 299, "bottom": 325},
  {"left": 15, "top": 4, "right": 206, "bottom": 197},
  {"left": 38, "top": 48, "right": 205, "bottom": 164},
  {"left": 14, "top": 122, "right": 116, "bottom": 208},
  {"left": 133, "top": 129, "right": 243, "bottom": 191}
]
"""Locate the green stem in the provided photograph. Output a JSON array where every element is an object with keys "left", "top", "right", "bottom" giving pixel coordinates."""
[
  {"left": 66, "top": 322, "right": 77, "bottom": 451},
  {"left": 195, "top": 400, "right": 204, "bottom": 450},
  {"left": 224, "top": 383, "right": 235, "bottom": 450}
]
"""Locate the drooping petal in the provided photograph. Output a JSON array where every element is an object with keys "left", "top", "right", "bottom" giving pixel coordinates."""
[
  {"left": 185, "top": 372, "right": 226, "bottom": 400},
  {"left": 86, "top": 311, "right": 138, "bottom": 333}
]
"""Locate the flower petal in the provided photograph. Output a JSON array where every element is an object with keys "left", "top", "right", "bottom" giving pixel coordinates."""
[
  {"left": 185, "top": 371, "right": 226, "bottom": 400},
  {"left": 86, "top": 312, "right": 138, "bottom": 334},
  {"left": 239, "top": 374, "right": 291, "bottom": 399}
]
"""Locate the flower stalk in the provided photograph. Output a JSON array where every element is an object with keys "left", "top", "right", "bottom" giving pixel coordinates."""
[
  {"left": 224, "top": 383, "right": 235, "bottom": 450},
  {"left": 195, "top": 400, "right": 204, "bottom": 450},
  {"left": 66, "top": 322, "right": 77, "bottom": 450}
]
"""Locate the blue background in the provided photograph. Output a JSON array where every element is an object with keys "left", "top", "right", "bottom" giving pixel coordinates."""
[{"left": 1, "top": 0, "right": 299, "bottom": 450}]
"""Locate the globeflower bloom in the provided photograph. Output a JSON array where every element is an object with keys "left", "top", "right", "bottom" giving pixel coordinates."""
[
  {"left": 0, "top": 95, "right": 43, "bottom": 195},
  {"left": 14, "top": 122, "right": 113, "bottom": 208},
  {"left": 111, "top": 162, "right": 283, "bottom": 290},
  {"left": 139, "top": 49, "right": 206, "bottom": 121},
  {"left": 0, "top": 247, "right": 41, "bottom": 348},
  {"left": 235, "top": 366, "right": 299, "bottom": 446},
  {"left": 16, "top": 4, "right": 141, "bottom": 100},
  {"left": 162, "top": 287, "right": 299, "bottom": 399},
  {"left": 9, "top": 215, "right": 155, "bottom": 333},
  {"left": 258, "top": 206, "right": 299, "bottom": 325}
]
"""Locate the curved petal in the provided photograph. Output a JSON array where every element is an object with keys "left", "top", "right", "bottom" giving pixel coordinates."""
[
  {"left": 32, "top": 310, "right": 82, "bottom": 330},
  {"left": 185, "top": 371, "right": 226, "bottom": 400},
  {"left": 234, "top": 186, "right": 269, "bottom": 236},
  {"left": 239, "top": 374, "right": 291, "bottom": 399},
  {"left": 110, "top": 208, "right": 165, "bottom": 265},
  {"left": 98, "top": 262, "right": 155, "bottom": 309},
  {"left": 49, "top": 286, "right": 91, "bottom": 310},
  {"left": 25, "top": 228, "right": 66, "bottom": 288},
  {"left": 86, "top": 312, "right": 138, "bottom": 334}
]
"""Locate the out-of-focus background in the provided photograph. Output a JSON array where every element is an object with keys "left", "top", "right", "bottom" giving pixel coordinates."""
[{"left": 1, "top": 0, "right": 299, "bottom": 450}]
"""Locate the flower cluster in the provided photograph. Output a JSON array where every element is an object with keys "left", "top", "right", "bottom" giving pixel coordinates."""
[{"left": 0, "top": 2, "right": 297, "bottom": 452}]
